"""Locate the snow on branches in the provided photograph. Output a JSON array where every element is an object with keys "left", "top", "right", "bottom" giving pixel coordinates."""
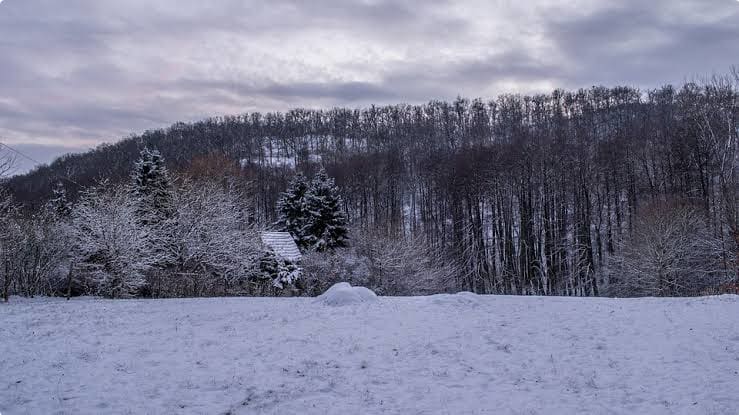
[
  {"left": 71, "top": 181, "right": 155, "bottom": 298},
  {"left": 276, "top": 168, "right": 348, "bottom": 252}
]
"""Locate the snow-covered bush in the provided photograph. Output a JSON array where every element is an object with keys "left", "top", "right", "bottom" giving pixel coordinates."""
[
  {"left": 256, "top": 251, "right": 301, "bottom": 290},
  {"left": 357, "top": 232, "right": 456, "bottom": 295},
  {"left": 0, "top": 188, "right": 19, "bottom": 301},
  {"left": 606, "top": 201, "right": 732, "bottom": 297},
  {"left": 162, "top": 180, "right": 261, "bottom": 297},
  {"left": 65, "top": 177, "right": 261, "bottom": 299},
  {"left": 11, "top": 210, "right": 70, "bottom": 297},
  {"left": 300, "top": 247, "right": 372, "bottom": 296},
  {"left": 301, "top": 229, "right": 455, "bottom": 296},
  {"left": 70, "top": 181, "right": 155, "bottom": 298}
]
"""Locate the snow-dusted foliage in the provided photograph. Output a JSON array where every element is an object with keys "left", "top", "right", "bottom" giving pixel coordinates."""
[
  {"left": 131, "top": 147, "right": 176, "bottom": 226},
  {"left": 2, "top": 190, "right": 69, "bottom": 299},
  {"left": 0, "top": 188, "right": 18, "bottom": 301},
  {"left": 165, "top": 181, "right": 261, "bottom": 295},
  {"left": 302, "top": 169, "right": 348, "bottom": 251},
  {"left": 275, "top": 169, "right": 348, "bottom": 252},
  {"left": 70, "top": 181, "right": 155, "bottom": 298},
  {"left": 300, "top": 248, "right": 371, "bottom": 296},
  {"left": 301, "top": 229, "right": 455, "bottom": 296},
  {"left": 12, "top": 209, "right": 70, "bottom": 296},
  {"left": 131, "top": 148, "right": 177, "bottom": 272},
  {"left": 275, "top": 173, "right": 309, "bottom": 245},
  {"left": 48, "top": 181, "right": 72, "bottom": 217},
  {"left": 257, "top": 250, "right": 301, "bottom": 289}
]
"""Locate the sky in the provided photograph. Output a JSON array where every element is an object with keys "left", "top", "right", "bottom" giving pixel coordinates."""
[{"left": 0, "top": 0, "right": 737, "bottom": 174}]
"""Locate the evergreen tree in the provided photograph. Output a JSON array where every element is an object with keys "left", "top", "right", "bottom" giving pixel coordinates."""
[
  {"left": 302, "top": 169, "right": 348, "bottom": 251},
  {"left": 131, "top": 148, "right": 175, "bottom": 226},
  {"left": 48, "top": 181, "right": 71, "bottom": 217},
  {"left": 256, "top": 250, "right": 301, "bottom": 289},
  {"left": 275, "top": 173, "right": 310, "bottom": 247},
  {"left": 131, "top": 148, "right": 176, "bottom": 269}
]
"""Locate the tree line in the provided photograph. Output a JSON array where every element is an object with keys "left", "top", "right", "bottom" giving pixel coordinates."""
[
  {"left": 1, "top": 147, "right": 359, "bottom": 299},
  {"left": 2, "top": 70, "right": 738, "bottom": 297}
]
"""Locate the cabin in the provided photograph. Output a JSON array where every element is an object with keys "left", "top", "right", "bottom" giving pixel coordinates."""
[
  {"left": 259, "top": 231, "right": 302, "bottom": 293},
  {"left": 260, "top": 231, "right": 302, "bottom": 263}
]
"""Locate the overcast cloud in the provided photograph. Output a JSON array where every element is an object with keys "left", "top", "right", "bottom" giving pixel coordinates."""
[{"left": 0, "top": 0, "right": 737, "bottom": 173}]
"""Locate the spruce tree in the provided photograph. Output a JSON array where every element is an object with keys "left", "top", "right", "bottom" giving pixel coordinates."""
[
  {"left": 131, "top": 148, "right": 175, "bottom": 226},
  {"left": 275, "top": 173, "right": 310, "bottom": 247},
  {"left": 302, "top": 168, "right": 348, "bottom": 251},
  {"left": 131, "top": 148, "right": 176, "bottom": 268}
]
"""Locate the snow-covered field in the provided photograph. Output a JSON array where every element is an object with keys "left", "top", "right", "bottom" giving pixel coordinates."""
[{"left": 1, "top": 294, "right": 738, "bottom": 415}]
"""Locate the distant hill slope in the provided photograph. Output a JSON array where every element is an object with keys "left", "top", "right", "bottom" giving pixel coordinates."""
[
  {"left": 5, "top": 84, "right": 737, "bottom": 297},
  {"left": 6, "top": 109, "right": 351, "bottom": 208}
]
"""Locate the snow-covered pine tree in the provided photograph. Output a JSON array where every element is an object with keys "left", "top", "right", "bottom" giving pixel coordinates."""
[
  {"left": 275, "top": 173, "right": 310, "bottom": 247},
  {"left": 302, "top": 168, "right": 348, "bottom": 251},
  {"left": 131, "top": 147, "right": 175, "bottom": 226},
  {"left": 131, "top": 148, "right": 176, "bottom": 269},
  {"left": 48, "top": 181, "right": 72, "bottom": 217}
]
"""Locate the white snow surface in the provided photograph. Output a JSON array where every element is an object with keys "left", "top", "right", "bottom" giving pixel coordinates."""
[
  {"left": 316, "top": 282, "right": 378, "bottom": 306},
  {"left": 1, "top": 294, "right": 738, "bottom": 414}
]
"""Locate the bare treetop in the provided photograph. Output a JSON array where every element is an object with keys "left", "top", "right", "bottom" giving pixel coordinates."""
[{"left": 0, "top": 146, "right": 16, "bottom": 179}]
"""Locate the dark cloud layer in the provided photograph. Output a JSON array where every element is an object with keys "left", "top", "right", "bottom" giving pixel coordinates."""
[{"left": 0, "top": 0, "right": 737, "bottom": 173}]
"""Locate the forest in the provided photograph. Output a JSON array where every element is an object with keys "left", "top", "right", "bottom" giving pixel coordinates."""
[{"left": 1, "top": 71, "right": 737, "bottom": 299}]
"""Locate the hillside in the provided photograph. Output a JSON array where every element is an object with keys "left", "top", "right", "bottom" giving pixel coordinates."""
[
  {"left": 1, "top": 294, "right": 737, "bottom": 414},
  {"left": 4, "top": 84, "right": 738, "bottom": 297}
]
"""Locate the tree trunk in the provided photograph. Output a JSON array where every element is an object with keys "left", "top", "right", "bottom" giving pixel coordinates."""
[
  {"left": 3, "top": 258, "right": 10, "bottom": 302},
  {"left": 66, "top": 263, "right": 74, "bottom": 300}
]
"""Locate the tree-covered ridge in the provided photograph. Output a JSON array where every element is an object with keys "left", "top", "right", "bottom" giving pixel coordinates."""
[{"left": 4, "top": 74, "right": 738, "bottom": 296}]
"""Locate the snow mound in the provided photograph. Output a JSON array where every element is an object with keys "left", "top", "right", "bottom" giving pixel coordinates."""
[{"left": 317, "top": 282, "right": 378, "bottom": 306}]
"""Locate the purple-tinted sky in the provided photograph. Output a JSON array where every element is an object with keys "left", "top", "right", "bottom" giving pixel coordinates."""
[{"left": 0, "top": 0, "right": 737, "bottom": 174}]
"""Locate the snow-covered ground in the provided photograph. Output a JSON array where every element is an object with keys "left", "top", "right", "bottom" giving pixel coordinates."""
[{"left": 1, "top": 294, "right": 738, "bottom": 414}]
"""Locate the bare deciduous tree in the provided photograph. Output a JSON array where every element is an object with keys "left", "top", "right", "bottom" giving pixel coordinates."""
[
  {"left": 0, "top": 147, "right": 15, "bottom": 179},
  {"left": 606, "top": 201, "right": 732, "bottom": 297}
]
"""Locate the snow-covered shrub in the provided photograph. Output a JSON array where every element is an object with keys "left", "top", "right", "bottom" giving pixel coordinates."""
[
  {"left": 300, "top": 247, "right": 372, "bottom": 296},
  {"left": 605, "top": 201, "right": 732, "bottom": 297},
  {"left": 315, "top": 282, "right": 378, "bottom": 306},
  {"left": 256, "top": 250, "right": 301, "bottom": 290},
  {"left": 161, "top": 180, "right": 261, "bottom": 297},
  {"left": 356, "top": 232, "right": 456, "bottom": 295},
  {"left": 301, "top": 229, "right": 455, "bottom": 296},
  {"left": 0, "top": 188, "right": 19, "bottom": 301},
  {"left": 70, "top": 181, "right": 155, "bottom": 298},
  {"left": 11, "top": 209, "right": 70, "bottom": 297}
]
